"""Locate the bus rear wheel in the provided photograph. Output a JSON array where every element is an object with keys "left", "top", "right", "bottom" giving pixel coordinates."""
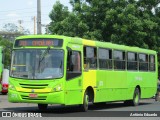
[
  {"left": 38, "top": 104, "right": 48, "bottom": 110},
  {"left": 132, "top": 88, "right": 140, "bottom": 106},
  {"left": 124, "top": 88, "right": 140, "bottom": 106},
  {"left": 80, "top": 91, "right": 89, "bottom": 112}
]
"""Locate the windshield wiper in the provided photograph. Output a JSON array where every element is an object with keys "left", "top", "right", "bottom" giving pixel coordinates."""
[
  {"left": 38, "top": 46, "right": 50, "bottom": 70},
  {"left": 40, "top": 46, "right": 50, "bottom": 62}
]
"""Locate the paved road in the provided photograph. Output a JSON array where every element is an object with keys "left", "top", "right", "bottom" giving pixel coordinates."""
[{"left": 0, "top": 93, "right": 160, "bottom": 117}]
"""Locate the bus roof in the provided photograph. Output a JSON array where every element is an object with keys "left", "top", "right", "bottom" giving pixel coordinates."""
[
  {"left": 15, "top": 35, "right": 156, "bottom": 54},
  {"left": 16, "top": 35, "right": 70, "bottom": 40}
]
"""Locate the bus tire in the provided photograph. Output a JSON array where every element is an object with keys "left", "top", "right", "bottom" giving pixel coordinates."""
[
  {"left": 80, "top": 91, "right": 89, "bottom": 112},
  {"left": 132, "top": 87, "right": 140, "bottom": 106},
  {"left": 38, "top": 104, "right": 48, "bottom": 110},
  {"left": 1, "top": 92, "right": 7, "bottom": 95}
]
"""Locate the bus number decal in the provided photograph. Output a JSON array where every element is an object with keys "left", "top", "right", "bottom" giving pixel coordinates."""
[
  {"left": 135, "top": 76, "right": 142, "bottom": 81},
  {"left": 99, "top": 81, "right": 104, "bottom": 86}
]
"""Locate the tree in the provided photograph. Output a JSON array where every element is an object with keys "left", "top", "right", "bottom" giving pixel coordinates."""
[
  {"left": 49, "top": 0, "right": 160, "bottom": 74},
  {"left": 2, "top": 23, "right": 30, "bottom": 34},
  {"left": 0, "top": 36, "right": 12, "bottom": 68},
  {"left": 49, "top": 1, "right": 89, "bottom": 38},
  {"left": 1, "top": 23, "right": 30, "bottom": 41},
  {"left": 49, "top": 0, "right": 160, "bottom": 49},
  {"left": 3, "top": 23, "right": 18, "bottom": 33},
  {"left": 49, "top": 1, "right": 70, "bottom": 35}
]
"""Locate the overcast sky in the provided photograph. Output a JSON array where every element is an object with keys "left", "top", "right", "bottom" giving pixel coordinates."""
[{"left": 0, "top": 0, "right": 71, "bottom": 34}]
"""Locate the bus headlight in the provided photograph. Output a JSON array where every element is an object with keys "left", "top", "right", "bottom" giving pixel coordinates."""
[
  {"left": 9, "top": 84, "right": 16, "bottom": 91},
  {"left": 53, "top": 84, "right": 62, "bottom": 92}
]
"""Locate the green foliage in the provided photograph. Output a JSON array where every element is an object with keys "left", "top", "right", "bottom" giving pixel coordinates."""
[
  {"left": 49, "top": 0, "right": 160, "bottom": 74},
  {"left": 3, "top": 23, "right": 18, "bottom": 33},
  {"left": 0, "top": 23, "right": 30, "bottom": 68},
  {"left": 3, "top": 23, "right": 30, "bottom": 34},
  {"left": 0, "top": 36, "right": 12, "bottom": 68},
  {"left": 49, "top": 0, "right": 159, "bottom": 46}
]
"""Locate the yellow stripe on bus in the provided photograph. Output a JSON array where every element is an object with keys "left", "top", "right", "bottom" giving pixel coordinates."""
[
  {"left": 16, "top": 87, "right": 52, "bottom": 93},
  {"left": 82, "top": 39, "right": 96, "bottom": 46}
]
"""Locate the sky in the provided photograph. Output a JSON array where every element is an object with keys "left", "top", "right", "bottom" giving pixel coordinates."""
[{"left": 0, "top": 0, "right": 71, "bottom": 34}]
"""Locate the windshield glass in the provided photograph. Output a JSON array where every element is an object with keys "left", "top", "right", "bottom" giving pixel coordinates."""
[{"left": 10, "top": 49, "right": 64, "bottom": 79}]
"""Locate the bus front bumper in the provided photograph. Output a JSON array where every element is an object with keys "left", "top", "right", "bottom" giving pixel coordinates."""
[{"left": 8, "top": 90, "right": 64, "bottom": 104}]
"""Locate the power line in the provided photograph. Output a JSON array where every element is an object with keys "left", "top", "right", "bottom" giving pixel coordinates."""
[
  {"left": 0, "top": 11, "right": 37, "bottom": 16},
  {"left": 0, "top": 15, "right": 50, "bottom": 21},
  {"left": 0, "top": 8, "right": 36, "bottom": 13},
  {"left": 0, "top": 9, "right": 51, "bottom": 15},
  {"left": 0, "top": 17, "right": 50, "bottom": 27},
  {"left": 0, "top": 5, "right": 53, "bottom": 13},
  {"left": 0, "top": 11, "right": 51, "bottom": 17}
]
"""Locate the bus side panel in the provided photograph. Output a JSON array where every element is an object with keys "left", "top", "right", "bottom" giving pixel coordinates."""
[
  {"left": 82, "top": 39, "right": 97, "bottom": 102},
  {"left": 83, "top": 70, "right": 96, "bottom": 100},
  {"left": 95, "top": 71, "right": 127, "bottom": 102},
  {"left": 126, "top": 72, "right": 140, "bottom": 100},
  {"left": 94, "top": 70, "right": 108, "bottom": 102},
  {"left": 107, "top": 71, "right": 127, "bottom": 101},
  {"left": 126, "top": 72, "right": 157, "bottom": 100},
  {"left": 140, "top": 72, "right": 157, "bottom": 98},
  {"left": 65, "top": 78, "right": 83, "bottom": 105}
]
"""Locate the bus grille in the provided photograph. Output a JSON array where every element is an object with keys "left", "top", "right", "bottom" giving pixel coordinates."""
[
  {"left": 21, "top": 95, "right": 47, "bottom": 100},
  {"left": 19, "top": 83, "right": 48, "bottom": 89}
]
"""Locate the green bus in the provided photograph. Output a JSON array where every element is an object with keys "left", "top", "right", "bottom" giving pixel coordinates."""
[
  {"left": 8, "top": 35, "right": 158, "bottom": 111},
  {"left": 0, "top": 46, "right": 3, "bottom": 92}
]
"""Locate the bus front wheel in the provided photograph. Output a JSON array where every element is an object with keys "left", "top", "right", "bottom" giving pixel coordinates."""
[
  {"left": 80, "top": 91, "right": 89, "bottom": 112},
  {"left": 38, "top": 104, "right": 48, "bottom": 110}
]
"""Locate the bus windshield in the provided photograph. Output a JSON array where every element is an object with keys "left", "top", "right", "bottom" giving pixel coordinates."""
[{"left": 10, "top": 49, "right": 64, "bottom": 79}]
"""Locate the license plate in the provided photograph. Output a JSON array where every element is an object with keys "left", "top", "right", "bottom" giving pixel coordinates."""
[{"left": 29, "top": 94, "right": 38, "bottom": 98}]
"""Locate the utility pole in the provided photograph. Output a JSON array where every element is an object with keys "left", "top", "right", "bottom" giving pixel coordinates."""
[
  {"left": 18, "top": 20, "right": 23, "bottom": 33},
  {"left": 37, "top": 0, "right": 41, "bottom": 34},
  {"left": 34, "top": 16, "right": 36, "bottom": 34},
  {"left": 32, "top": 16, "right": 36, "bottom": 34}
]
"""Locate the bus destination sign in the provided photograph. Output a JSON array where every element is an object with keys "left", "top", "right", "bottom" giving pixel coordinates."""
[{"left": 15, "top": 38, "right": 63, "bottom": 47}]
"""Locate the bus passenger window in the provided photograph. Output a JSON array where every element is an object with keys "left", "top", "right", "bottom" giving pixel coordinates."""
[
  {"left": 139, "top": 54, "right": 148, "bottom": 71},
  {"left": 67, "top": 51, "right": 81, "bottom": 80},
  {"left": 98, "top": 48, "right": 112, "bottom": 69},
  {"left": 149, "top": 55, "right": 155, "bottom": 71},
  {"left": 113, "top": 50, "right": 125, "bottom": 70},
  {"left": 127, "top": 52, "right": 137, "bottom": 70},
  {"left": 84, "top": 46, "right": 97, "bottom": 69}
]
